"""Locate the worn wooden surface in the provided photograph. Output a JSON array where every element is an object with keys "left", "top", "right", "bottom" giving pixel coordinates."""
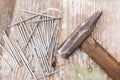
[
  {"left": 0, "top": 0, "right": 16, "bottom": 45},
  {"left": 0, "top": 0, "right": 16, "bottom": 80},
  {"left": 1, "top": 0, "right": 120, "bottom": 80}
]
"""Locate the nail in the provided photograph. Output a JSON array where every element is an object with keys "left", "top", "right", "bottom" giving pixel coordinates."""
[
  {"left": 23, "top": 15, "right": 41, "bottom": 50},
  {"left": 46, "top": 17, "right": 49, "bottom": 47},
  {"left": 15, "top": 42, "right": 37, "bottom": 79},
  {"left": 13, "top": 43, "right": 22, "bottom": 63},
  {"left": 50, "top": 29, "right": 59, "bottom": 69},
  {"left": 34, "top": 15, "right": 46, "bottom": 49},
  {"left": 9, "top": 14, "right": 40, "bottom": 27},
  {"left": 46, "top": 23, "right": 57, "bottom": 56},
  {"left": 43, "top": 16, "right": 47, "bottom": 46},
  {"left": 19, "top": 16, "right": 47, "bottom": 74},
  {"left": 37, "top": 67, "right": 65, "bottom": 79},
  {"left": 3, "top": 31, "right": 22, "bottom": 66},
  {"left": 27, "top": 24, "right": 36, "bottom": 48},
  {"left": 39, "top": 42, "right": 50, "bottom": 72},
  {"left": 16, "top": 41, "right": 34, "bottom": 71},
  {"left": 28, "top": 15, "right": 47, "bottom": 55},
  {"left": 34, "top": 49, "right": 46, "bottom": 79},
  {"left": 23, "top": 15, "right": 47, "bottom": 54},
  {"left": 3, "top": 36, "right": 21, "bottom": 66},
  {"left": 51, "top": 19, "right": 54, "bottom": 36},
  {"left": 27, "top": 17, "right": 61, "bottom": 23},
  {"left": 17, "top": 24, "right": 31, "bottom": 56},
  {"left": 36, "top": 22, "right": 46, "bottom": 51},
  {"left": 34, "top": 37, "right": 49, "bottom": 73},
  {"left": 19, "top": 18, "right": 34, "bottom": 56},
  {"left": 48, "top": 18, "right": 51, "bottom": 46},
  {"left": 17, "top": 24, "right": 33, "bottom": 56},
  {"left": 23, "top": 9, "right": 57, "bottom": 18}
]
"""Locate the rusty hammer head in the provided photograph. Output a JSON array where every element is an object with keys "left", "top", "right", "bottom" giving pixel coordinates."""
[{"left": 58, "top": 11, "right": 102, "bottom": 59}]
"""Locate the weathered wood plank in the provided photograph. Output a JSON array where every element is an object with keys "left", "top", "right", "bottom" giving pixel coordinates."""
[{"left": 1, "top": 0, "right": 120, "bottom": 80}]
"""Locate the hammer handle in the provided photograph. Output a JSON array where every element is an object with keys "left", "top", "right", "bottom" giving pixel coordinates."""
[{"left": 81, "top": 36, "right": 120, "bottom": 80}]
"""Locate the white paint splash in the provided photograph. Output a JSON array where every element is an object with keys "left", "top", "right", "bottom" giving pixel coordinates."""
[
  {"left": 82, "top": 52, "right": 88, "bottom": 60},
  {"left": 62, "top": 23, "right": 67, "bottom": 29}
]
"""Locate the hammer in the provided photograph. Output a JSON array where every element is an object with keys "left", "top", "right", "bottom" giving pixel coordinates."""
[{"left": 58, "top": 11, "right": 120, "bottom": 80}]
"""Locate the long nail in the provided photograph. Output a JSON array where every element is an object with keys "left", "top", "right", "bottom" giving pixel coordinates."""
[
  {"left": 17, "top": 24, "right": 33, "bottom": 56},
  {"left": 34, "top": 37, "right": 49, "bottom": 73},
  {"left": 37, "top": 67, "right": 65, "bottom": 79},
  {"left": 23, "top": 15, "right": 41, "bottom": 50},
  {"left": 27, "top": 17, "right": 61, "bottom": 23},
  {"left": 51, "top": 19, "right": 54, "bottom": 36},
  {"left": 17, "top": 25, "right": 31, "bottom": 56},
  {"left": 27, "top": 15, "right": 46, "bottom": 56},
  {"left": 13, "top": 43, "right": 22, "bottom": 64},
  {"left": 47, "top": 18, "right": 51, "bottom": 46},
  {"left": 43, "top": 16, "right": 47, "bottom": 46},
  {"left": 46, "top": 17, "right": 49, "bottom": 47},
  {"left": 50, "top": 29, "right": 59, "bottom": 69},
  {"left": 9, "top": 14, "right": 40, "bottom": 27},
  {"left": 46, "top": 23, "right": 57, "bottom": 56},
  {"left": 20, "top": 20, "right": 34, "bottom": 56},
  {"left": 15, "top": 42, "right": 37, "bottom": 79},
  {"left": 35, "top": 34, "right": 50, "bottom": 72},
  {"left": 22, "top": 16, "right": 48, "bottom": 74},
  {"left": 3, "top": 31, "right": 22, "bottom": 66},
  {"left": 16, "top": 41, "right": 34, "bottom": 71},
  {"left": 34, "top": 49, "right": 46, "bottom": 79},
  {"left": 39, "top": 41, "right": 50, "bottom": 73},
  {"left": 23, "top": 9, "right": 57, "bottom": 18},
  {"left": 3, "top": 36, "right": 21, "bottom": 66},
  {"left": 34, "top": 15, "right": 46, "bottom": 49},
  {"left": 35, "top": 16, "right": 46, "bottom": 51}
]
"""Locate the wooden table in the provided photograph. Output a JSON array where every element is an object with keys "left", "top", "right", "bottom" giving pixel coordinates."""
[{"left": 1, "top": 0, "right": 120, "bottom": 80}]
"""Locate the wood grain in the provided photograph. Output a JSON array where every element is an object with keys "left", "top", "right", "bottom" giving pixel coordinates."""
[
  {"left": 1, "top": 0, "right": 120, "bottom": 80},
  {"left": 0, "top": 0, "right": 16, "bottom": 44}
]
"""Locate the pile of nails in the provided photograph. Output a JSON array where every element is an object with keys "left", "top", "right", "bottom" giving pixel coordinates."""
[{"left": 0, "top": 9, "right": 65, "bottom": 80}]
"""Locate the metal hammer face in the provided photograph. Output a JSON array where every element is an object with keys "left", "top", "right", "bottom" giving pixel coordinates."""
[{"left": 58, "top": 11, "right": 102, "bottom": 59}]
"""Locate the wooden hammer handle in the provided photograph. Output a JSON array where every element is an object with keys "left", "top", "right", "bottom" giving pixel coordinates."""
[{"left": 81, "top": 36, "right": 120, "bottom": 80}]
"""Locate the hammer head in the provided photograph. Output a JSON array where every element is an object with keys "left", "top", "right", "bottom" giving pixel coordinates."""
[{"left": 58, "top": 11, "right": 102, "bottom": 59}]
